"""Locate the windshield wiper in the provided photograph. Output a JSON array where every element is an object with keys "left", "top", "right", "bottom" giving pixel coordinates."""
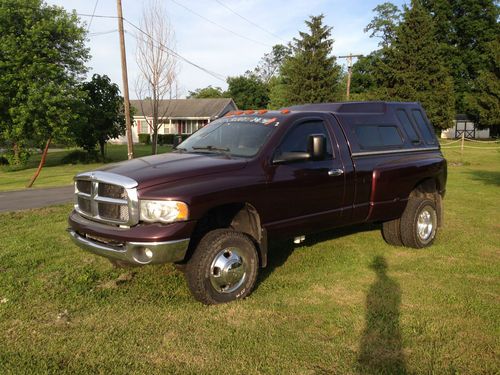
[
  {"left": 173, "top": 147, "right": 187, "bottom": 152},
  {"left": 192, "top": 145, "right": 230, "bottom": 153}
]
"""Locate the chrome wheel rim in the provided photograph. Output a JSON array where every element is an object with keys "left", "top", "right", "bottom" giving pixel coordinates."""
[
  {"left": 417, "top": 206, "right": 436, "bottom": 242},
  {"left": 210, "top": 247, "right": 247, "bottom": 294}
]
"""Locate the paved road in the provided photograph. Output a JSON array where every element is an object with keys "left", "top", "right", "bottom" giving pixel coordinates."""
[{"left": 0, "top": 185, "right": 74, "bottom": 213}]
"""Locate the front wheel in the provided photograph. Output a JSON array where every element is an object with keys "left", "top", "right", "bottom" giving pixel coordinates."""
[
  {"left": 185, "top": 229, "right": 259, "bottom": 305},
  {"left": 400, "top": 197, "right": 438, "bottom": 248}
]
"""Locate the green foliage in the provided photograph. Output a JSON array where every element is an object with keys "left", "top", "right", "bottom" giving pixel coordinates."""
[
  {"left": 226, "top": 74, "right": 269, "bottom": 109},
  {"left": 157, "top": 134, "right": 189, "bottom": 145},
  {"left": 276, "top": 14, "right": 342, "bottom": 107},
  {"left": 422, "top": 0, "right": 499, "bottom": 114},
  {"left": 0, "top": 0, "right": 89, "bottom": 166},
  {"left": 364, "top": 2, "right": 402, "bottom": 47},
  {"left": 371, "top": 1, "right": 455, "bottom": 129},
  {"left": 251, "top": 44, "right": 292, "bottom": 83},
  {"left": 60, "top": 149, "right": 100, "bottom": 165},
  {"left": 464, "top": 40, "right": 500, "bottom": 127},
  {"left": 139, "top": 134, "right": 151, "bottom": 145},
  {"left": 187, "top": 86, "right": 226, "bottom": 99},
  {"left": 72, "top": 74, "right": 126, "bottom": 158}
]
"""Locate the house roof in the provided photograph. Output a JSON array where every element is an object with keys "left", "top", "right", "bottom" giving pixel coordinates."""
[{"left": 130, "top": 98, "right": 237, "bottom": 118}]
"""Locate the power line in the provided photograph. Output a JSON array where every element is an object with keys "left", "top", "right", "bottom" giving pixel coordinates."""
[
  {"left": 77, "top": 12, "right": 227, "bottom": 82},
  {"left": 169, "top": 0, "right": 271, "bottom": 48},
  {"left": 86, "top": 0, "right": 100, "bottom": 32},
  {"left": 89, "top": 29, "right": 118, "bottom": 36},
  {"left": 213, "top": 0, "right": 286, "bottom": 43},
  {"left": 124, "top": 22, "right": 227, "bottom": 82}
]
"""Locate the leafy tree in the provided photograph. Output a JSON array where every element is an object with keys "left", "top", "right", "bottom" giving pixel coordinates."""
[
  {"left": 73, "top": 74, "right": 126, "bottom": 159},
  {"left": 252, "top": 44, "right": 292, "bottom": 83},
  {"left": 364, "top": 2, "right": 402, "bottom": 47},
  {"left": 464, "top": 40, "right": 500, "bottom": 127},
  {"left": 374, "top": 0, "right": 455, "bottom": 129},
  {"left": 187, "top": 86, "right": 226, "bottom": 99},
  {"left": 226, "top": 74, "right": 269, "bottom": 109},
  {"left": 422, "top": 0, "right": 499, "bottom": 113},
  {"left": 277, "top": 15, "right": 342, "bottom": 106},
  {"left": 0, "top": 0, "right": 88, "bottom": 187},
  {"left": 350, "top": 51, "right": 384, "bottom": 97}
]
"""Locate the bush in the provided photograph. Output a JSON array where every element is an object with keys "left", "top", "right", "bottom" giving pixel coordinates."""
[
  {"left": 0, "top": 155, "right": 9, "bottom": 165},
  {"left": 139, "top": 134, "right": 151, "bottom": 145},
  {"left": 156, "top": 134, "right": 190, "bottom": 145},
  {"left": 61, "top": 150, "right": 100, "bottom": 164}
]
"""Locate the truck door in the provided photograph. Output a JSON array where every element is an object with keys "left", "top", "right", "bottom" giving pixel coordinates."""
[{"left": 265, "top": 116, "right": 346, "bottom": 236}]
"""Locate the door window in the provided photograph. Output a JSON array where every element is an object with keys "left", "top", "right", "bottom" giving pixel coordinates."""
[{"left": 279, "top": 121, "right": 333, "bottom": 158}]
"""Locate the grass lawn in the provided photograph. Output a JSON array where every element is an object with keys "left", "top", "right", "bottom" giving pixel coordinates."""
[
  {"left": 0, "top": 144, "right": 172, "bottom": 192},
  {"left": 0, "top": 144, "right": 499, "bottom": 374}
]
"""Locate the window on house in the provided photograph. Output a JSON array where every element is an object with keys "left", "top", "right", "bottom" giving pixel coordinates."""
[{"left": 138, "top": 120, "right": 149, "bottom": 134}]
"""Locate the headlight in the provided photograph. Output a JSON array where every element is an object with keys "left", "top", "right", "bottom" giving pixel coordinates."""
[{"left": 139, "top": 200, "right": 189, "bottom": 223}]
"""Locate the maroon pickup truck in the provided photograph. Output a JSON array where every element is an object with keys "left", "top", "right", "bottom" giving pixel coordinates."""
[{"left": 68, "top": 101, "right": 447, "bottom": 304}]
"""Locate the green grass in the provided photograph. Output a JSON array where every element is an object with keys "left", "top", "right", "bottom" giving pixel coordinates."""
[
  {"left": 0, "top": 144, "right": 172, "bottom": 192},
  {"left": 0, "top": 144, "right": 499, "bottom": 374}
]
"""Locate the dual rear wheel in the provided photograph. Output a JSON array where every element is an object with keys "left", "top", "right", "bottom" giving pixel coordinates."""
[{"left": 382, "top": 197, "right": 438, "bottom": 248}]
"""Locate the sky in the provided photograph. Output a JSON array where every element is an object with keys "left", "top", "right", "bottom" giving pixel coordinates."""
[{"left": 45, "top": 0, "right": 407, "bottom": 99}]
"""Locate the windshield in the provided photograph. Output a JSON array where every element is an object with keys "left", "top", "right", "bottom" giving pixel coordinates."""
[{"left": 176, "top": 116, "right": 277, "bottom": 158}]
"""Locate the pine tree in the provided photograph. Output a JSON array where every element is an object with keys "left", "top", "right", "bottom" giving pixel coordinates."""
[
  {"left": 422, "top": 0, "right": 499, "bottom": 114},
  {"left": 377, "top": 0, "right": 455, "bottom": 129},
  {"left": 278, "top": 15, "right": 341, "bottom": 106}
]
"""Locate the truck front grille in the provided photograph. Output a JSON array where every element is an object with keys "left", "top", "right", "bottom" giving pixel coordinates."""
[{"left": 74, "top": 172, "right": 139, "bottom": 226}]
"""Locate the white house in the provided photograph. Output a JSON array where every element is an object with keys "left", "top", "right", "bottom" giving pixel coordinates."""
[{"left": 112, "top": 98, "right": 238, "bottom": 144}]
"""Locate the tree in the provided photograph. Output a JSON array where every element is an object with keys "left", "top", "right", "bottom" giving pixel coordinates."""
[
  {"left": 374, "top": 0, "right": 455, "bottom": 129},
  {"left": 252, "top": 44, "right": 292, "bottom": 83},
  {"left": 187, "top": 86, "right": 226, "bottom": 99},
  {"left": 0, "top": 0, "right": 88, "bottom": 188},
  {"left": 73, "top": 74, "right": 126, "bottom": 159},
  {"left": 277, "top": 15, "right": 342, "bottom": 106},
  {"left": 226, "top": 74, "right": 269, "bottom": 109},
  {"left": 135, "top": 0, "right": 178, "bottom": 155},
  {"left": 364, "top": 2, "right": 402, "bottom": 47},
  {"left": 422, "top": 0, "right": 499, "bottom": 114},
  {"left": 464, "top": 40, "right": 500, "bottom": 127}
]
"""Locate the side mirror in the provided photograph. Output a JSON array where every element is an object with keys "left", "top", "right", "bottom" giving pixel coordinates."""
[{"left": 307, "top": 134, "right": 326, "bottom": 161}]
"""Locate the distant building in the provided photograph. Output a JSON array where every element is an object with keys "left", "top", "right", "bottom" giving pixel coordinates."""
[
  {"left": 441, "top": 114, "right": 490, "bottom": 139},
  {"left": 112, "top": 98, "right": 237, "bottom": 144}
]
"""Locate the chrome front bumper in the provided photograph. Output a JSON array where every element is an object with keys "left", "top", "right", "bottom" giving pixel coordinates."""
[{"left": 68, "top": 229, "right": 190, "bottom": 265}]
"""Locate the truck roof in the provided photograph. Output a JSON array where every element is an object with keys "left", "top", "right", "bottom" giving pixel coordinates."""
[{"left": 286, "top": 101, "right": 422, "bottom": 114}]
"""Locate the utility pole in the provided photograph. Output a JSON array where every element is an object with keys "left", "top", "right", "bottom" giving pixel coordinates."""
[
  {"left": 338, "top": 53, "right": 363, "bottom": 100},
  {"left": 116, "top": 0, "right": 134, "bottom": 159}
]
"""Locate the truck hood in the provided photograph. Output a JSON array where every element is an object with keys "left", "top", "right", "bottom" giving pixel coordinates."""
[{"left": 98, "top": 152, "right": 248, "bottom": 189}]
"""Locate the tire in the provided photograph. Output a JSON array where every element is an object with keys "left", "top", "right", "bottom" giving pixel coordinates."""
[
  {"left": 382, "top": 218, "right": 403, "bottom": 246},
  {"left": 185, "top": 229, "right": 259, "bottom": 305},
  {"left": 400, "top": 197, "right": 438, "bottom": 248}
]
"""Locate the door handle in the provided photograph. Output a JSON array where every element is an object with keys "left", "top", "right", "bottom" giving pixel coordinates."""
[{"left": 328, "top": 168, "right": 344, "bottom": 177}]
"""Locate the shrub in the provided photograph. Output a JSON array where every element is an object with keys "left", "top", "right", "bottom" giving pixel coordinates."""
[
  {"left": 61, "top": 150, "right": 100, "bottom": 164},
  {"left": 0, "top": 155, "right": 9, "bottom": 165},
  {"left": 139, "top": 134, "right": 151, "bottom": 145}
]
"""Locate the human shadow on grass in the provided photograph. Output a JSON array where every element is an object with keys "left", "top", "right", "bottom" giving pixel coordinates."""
[
  {"left": 255, "top": 223, "right": 380, "bottom": 290},
  {"left": 357, "top": 256, "right": 406, "bottom": 375},
  {"left": 468, "top": 170, "right": 500, "bottom": 187}
]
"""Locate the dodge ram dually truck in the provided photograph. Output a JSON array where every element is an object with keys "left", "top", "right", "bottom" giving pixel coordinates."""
[{"left": 68, "top": 101, "right": 447, "bottom": 304}]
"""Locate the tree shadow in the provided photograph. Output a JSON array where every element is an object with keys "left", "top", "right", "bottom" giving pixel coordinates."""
[
  {"left": 255, "top": 223, "right": 380, "bottom": 290},
  {"left": 468, "top": 170, "right": 500, "bottom": 187},
  {"left": 358, "top": 256, "right": 406, "bottom": 374}
]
